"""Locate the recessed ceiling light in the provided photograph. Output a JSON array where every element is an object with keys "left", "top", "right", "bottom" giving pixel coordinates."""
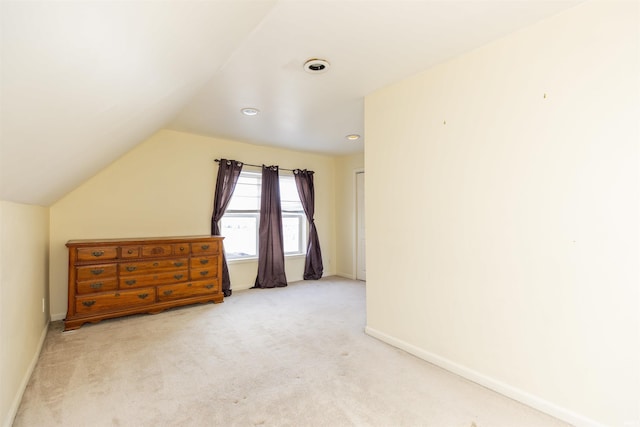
[
  {"left": 304, "top": 58, "right": 330, "bottom": 74},
  {"left": 346, "top": 134, "right": 360, "bottom": 141},
  {"left": 241, "top": 107, "right": 260, "bottom": 116}
]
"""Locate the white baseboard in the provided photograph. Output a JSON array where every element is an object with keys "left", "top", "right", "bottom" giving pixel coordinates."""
[
  {"left": 335, "top": 272, "right": 355, "bottom": 280},
  {"left": 3, "top": 320, "right": 49, "bottom": 427},
  {"left": 50, "top": 312, "right": 65, "bottom": 321},
  {"left": 364, "top": 326, "right": 606, "bottom": 427}
]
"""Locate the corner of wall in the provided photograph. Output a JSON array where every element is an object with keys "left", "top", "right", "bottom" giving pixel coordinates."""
[{"left": 2, "top": 321, "right": 49, "bottom": 427}]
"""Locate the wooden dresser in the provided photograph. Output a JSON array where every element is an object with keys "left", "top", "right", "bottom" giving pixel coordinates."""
[{"left": 65, "top": 235, "right": 224, "bottom": 331}]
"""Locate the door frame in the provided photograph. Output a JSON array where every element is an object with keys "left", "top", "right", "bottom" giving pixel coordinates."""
[{"left": 353, "top": 168, "right": 365, "bottom": 280}]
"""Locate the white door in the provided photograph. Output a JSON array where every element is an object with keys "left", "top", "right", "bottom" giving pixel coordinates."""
[{"left": 356, "top": 171, "right": 366, "bottom": 281}]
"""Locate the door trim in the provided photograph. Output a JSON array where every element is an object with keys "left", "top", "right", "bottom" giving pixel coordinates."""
[{"left": 354, "top": 169, "right": 365, "bottom": 281}]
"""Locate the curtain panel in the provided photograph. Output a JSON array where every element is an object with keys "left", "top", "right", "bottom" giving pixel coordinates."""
[
  {"left": 211, "top": 159, "right": 243, "bottom": 296},
  {"left": 254, "top": 165, "right": 288, "bottom": 288},
  {"left": 294, "top": 169, "right": 323, "bottom": 280}
]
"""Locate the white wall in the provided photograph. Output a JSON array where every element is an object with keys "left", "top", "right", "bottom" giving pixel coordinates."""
[
  {"left": 364, "top": 2, "right": 638, "bottom": 426},
  {"left": 335, "top": 153, "right": 364, "bottom": 279},
  {"left": 0, "top": 201, "right": 50, "bottom": 427},
  {"left": 50, "top": 129, "right": 336, "bottom": 319}
]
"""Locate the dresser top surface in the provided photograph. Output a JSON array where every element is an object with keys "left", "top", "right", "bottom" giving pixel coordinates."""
[{"left": 66, "top": 235, "right": 223, "bottom": 247}]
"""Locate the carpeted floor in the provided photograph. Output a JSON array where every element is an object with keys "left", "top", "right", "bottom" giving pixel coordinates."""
[{"left": 14, "top": 276, "right": 569, "bottom": 427}]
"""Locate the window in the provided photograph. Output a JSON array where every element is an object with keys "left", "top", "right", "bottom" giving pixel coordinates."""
[
  {"left": 280, "top": 175, "right": 306, "bottom": 256},
  {"left": 220, "top": 171, "right": 306, "bottom": 259},
  {"left": 220, "top": 172, "right": 260, "bottom": 258}
]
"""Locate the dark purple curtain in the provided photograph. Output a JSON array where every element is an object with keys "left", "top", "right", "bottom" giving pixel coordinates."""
[
  {"left": 211, "top": 159, "right": 243, "bottom": 296},
  {"left": 254, "top": 165, "right": 288, "bottom": 288},
  {"left": 294, "top": 169, "right": 323, "bottom": 280}
]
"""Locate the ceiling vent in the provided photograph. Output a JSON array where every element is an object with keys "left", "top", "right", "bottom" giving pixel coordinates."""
[{"left": 304, "top": 58, "right": 330, "bottom": 74}]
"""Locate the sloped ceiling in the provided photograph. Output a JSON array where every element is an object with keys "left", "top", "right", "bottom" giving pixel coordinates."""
[{"left": 0, "top": 0, "right": 581, "bottom": 206}]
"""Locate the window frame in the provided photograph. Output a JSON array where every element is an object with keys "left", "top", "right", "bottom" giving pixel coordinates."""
[
  {"left": 282, "top": 212, "right": 307, "bottom": 256},
  {"left": 220, "top": 170, "right": 307, "bottom": 261}
]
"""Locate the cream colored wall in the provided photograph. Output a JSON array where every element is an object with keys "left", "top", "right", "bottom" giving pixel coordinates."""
[
  {"left": 334, "top": 153, "right": 364, "bottom": 279},
  {"left": 49, "top": 130, "right": 336, "bottom": 319},
  {"left": 0, "top": 201, "right": 50, "bottom": 427},
  {"left": 364, "top": 2, "right": 638, "bottom": 427}
]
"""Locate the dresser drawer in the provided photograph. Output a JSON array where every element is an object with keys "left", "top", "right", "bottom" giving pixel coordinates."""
[
  {"left": 157, "top": 279, "right": 219, "bottom": 302},
  {"left": 172, "top": 243, "right": 190, "bottom": 256},
  {"left": 76, "top": 247, "right": 118, "bottom": 262},
  {"left": 120, "top": 246, "right": 140, "bottom": 259},
  {"left": 190, "top": 256, "right": 218, "bottom": 269},
  {"left": 191, "top": 241, "right": 220, "bottom": 255},
  {"left": 141, "top": 244, "right": 172, "bottom": 258},
  {"left": 77, "top": 278, "right": 118, "bottom": 295},
  {"left": 119, "top": 269, "right": 189, "bottom": 289},
  {"left": 75, "top": 288, "right": 155, "bottom": 315},
  {"left": 120, "top": 258, "right": 188, "bottom": 276},
  {"left": 190, "top": 266, "right": 217, "bottom": 280},
  {"left": 76, "top": 264, "right": 117, "bottom": 281}
]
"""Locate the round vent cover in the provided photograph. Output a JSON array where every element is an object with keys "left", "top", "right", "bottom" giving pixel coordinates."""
[{"left": 304, "top": 58, "right": 330, "bottom": 73}]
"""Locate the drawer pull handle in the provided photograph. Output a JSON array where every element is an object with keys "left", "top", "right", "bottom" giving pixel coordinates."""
[
  {"left": 82, "top": 300, "right": 96, "bottom": 307},
  {"left": 199, "top": 270, "right": 209, "bottom": 276},
  {"left": 92, "top": 251, "right": 104, "bottom": 257},
  {"left": 179, "top": 247, "right": 185, "bottom": 251},
  {"left": 126, "top": 266, "right": 137, "bottom": 272},
  {"left": 153, "top": 262, "right": 159, "bottom": 267},
  {"left": 174, "top": 274, "right": 184, "bottom": 280},
  {"left": 125, "top": 280, "right": 136, "bottom": 286},
  {"left": 90, "top": 282, "right": 103, "bottom": 289},
  {"left": 127, "top": 249, "right": 134, "bottom": 254},
  {"left": 138, "top": 293, "right": 149, "bottom": 299},
  {"left": 200, "top": 259, "right": 209, "bottom": 265},
  {"left": 201, "top": 244, "right": 210, "bottom": 250},
  {"left": 205, "top": 284, "right": 214, "bottom": 289},
  {"left": 90, "top": 269, "right": 104, "bottom": 275},
  {"left": 163, "top": 290, "right": 173, "bottom": 296},
  {"left": 174, "top": 262, "right": 183, "bottom": 267}
]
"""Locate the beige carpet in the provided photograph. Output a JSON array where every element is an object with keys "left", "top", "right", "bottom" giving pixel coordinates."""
[{"left": 14, "top": 277, "right": 569, "bottom": 427}]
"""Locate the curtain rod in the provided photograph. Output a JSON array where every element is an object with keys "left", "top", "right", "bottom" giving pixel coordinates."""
[{"left": 214, "top": 158, "right": 297, "bottom": 172}]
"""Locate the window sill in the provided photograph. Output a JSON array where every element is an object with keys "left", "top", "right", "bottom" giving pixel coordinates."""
[
  {"left": 227, "top": 254, "right": 306, "bottom": 264},
  {"left": 227, "top": 256, "right": 258, "bottom": 265}
]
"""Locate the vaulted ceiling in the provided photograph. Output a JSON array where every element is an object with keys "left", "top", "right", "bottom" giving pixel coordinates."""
[{"left": 1, "top": 0, "right": 581, "bottom": 206}]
